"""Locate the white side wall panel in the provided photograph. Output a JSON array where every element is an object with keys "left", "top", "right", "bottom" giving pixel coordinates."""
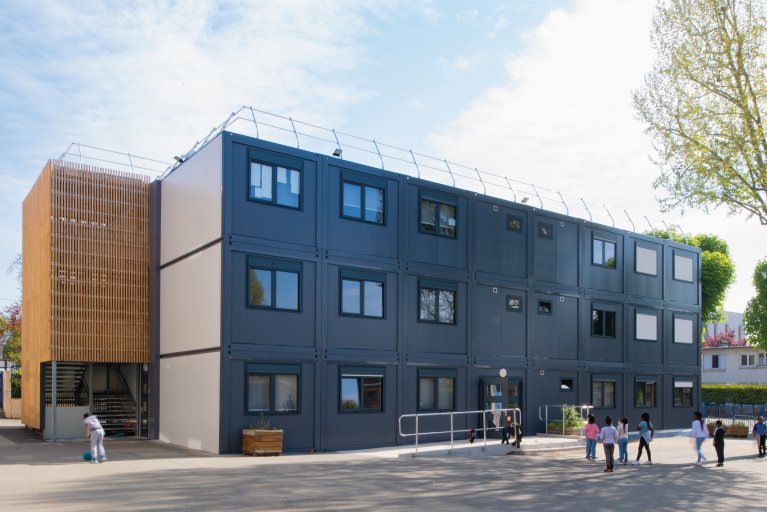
[
  {"left": 160, "top": 242, "right": 221, "bottom": 355},
  {"left": 159, "top": 352, "right": 220, "bottom": 453},
  {"left": 161, "top": 135, "right": 222, "bottom": 265}
]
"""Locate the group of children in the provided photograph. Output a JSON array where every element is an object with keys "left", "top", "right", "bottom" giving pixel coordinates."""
[
  {"left": 585, "top": 412, "right": 767, "bottom": 471},
  {"left": 584, "top": 412, "right": 655, "bottom": 472}
]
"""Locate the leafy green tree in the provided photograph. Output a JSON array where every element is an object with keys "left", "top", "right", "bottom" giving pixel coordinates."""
[
  {"left": 1, "top": 301, "right": 21, "bottom": 366},
  {"left": 634, "top": 0, "right": 767, "bottom": 225},
  {"left": 744, "top": 258, "right": 767, "bottom": 348},
  {"left": 645, "top": 229, "right": 735, "bottom": 323}
]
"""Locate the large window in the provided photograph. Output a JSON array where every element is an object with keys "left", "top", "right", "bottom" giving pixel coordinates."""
[
  {"left": 673, "top": 314, "right": 694, "bottom": 344},
  {"left": 742, "top": 354, "right": 757, "bottom": 367},
  {"left": 418, "top": 279, "right": 456, "bottom": 324},
  {"left": 340, "top": 367, "right": 384, "bottom": 412},
  {"left": 635, "top": 310, "right": 658, "bottom": 341},
  {"left": 247, "top": 256, "right": 301, "bottom": 311},
  {"left": 249, "top": 161, "right": 301, "bottom": 208},
  {"left": 246, "top": 364, "right": 299, "bottom": 413},
  {"left": 635, "top": 378, "right": 657, "bottom": 408},
  {"left": 420, "top": 193, "right": 457, "bottom": 238},
  {"left": 635, "top": 245, "right": 658, "bottom": 276},
  {"left": 673, "top": 379, "right": 693, "bottom": 407},
  {"left": 592, "top": 237, "right": 617, "bottom": 268},
  {"left": 592, "top": 307, "right": 616, "bottom": 338},
  {"left": 418, "top": 369, "right": 456, "bottom": 411},
  {"left": 673, "top": 253, "right": 694, "bottom": 282},
  {"left": 342, "top": 178, "right": 384, "bottom": 224},
  {"left": 340, "top": 269, "right": 384, "bottom": 318},
  {"left": 592, "top": 377, "right": 616, "bottom": 408}
]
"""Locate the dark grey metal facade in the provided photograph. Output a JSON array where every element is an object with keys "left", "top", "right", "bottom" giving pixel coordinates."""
[{"left": 197, "top": 132, "right": 701, "bottom": 453}]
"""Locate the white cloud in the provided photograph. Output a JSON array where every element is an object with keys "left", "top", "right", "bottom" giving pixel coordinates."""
[
  {"left": 437, "top": 55, "right": 478, "bottom": 75},
  {"left": 427, "top": 0, "right": 764, "bottom": 312}
]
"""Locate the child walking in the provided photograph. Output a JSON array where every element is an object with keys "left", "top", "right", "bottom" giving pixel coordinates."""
[
  {"left": 713, "top": 420, "right": 725, "bottom": 467},
  {"left": 616, "top": 417, "right": 629, "bottom": 465},
  {"left": 633, "top": 412, "right": 654, "bottom": 465},
  {"left": 753, "top": 416, "right": 767, "bottom": 457},
  {"left": 585, "top": 415, "right": 599, "bottom": 461},
  {"left": 691, "top": 411, "right": 709, "bottom": 465},
  {"left": 599, "top": 416, "right": 618, "bottom": 472}
]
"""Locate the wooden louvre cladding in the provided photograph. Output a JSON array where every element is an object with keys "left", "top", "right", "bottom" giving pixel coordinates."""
[{"left": 21, "top": 160, "right": 151, "bottom": 428}]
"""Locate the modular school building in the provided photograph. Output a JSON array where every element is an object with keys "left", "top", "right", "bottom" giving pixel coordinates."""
[{"left": 23, "top": 126, "right": 702, "bottom": 453}]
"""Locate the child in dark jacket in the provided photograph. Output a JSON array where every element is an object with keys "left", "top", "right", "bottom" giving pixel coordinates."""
[
  {"left": 713, "top": 420, "right": 725, "bottom": 467},
  {"left": 753, "top": 416, "right": 767, "bottom": 457}
]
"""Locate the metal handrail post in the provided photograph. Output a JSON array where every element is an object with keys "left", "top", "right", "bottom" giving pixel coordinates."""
[
  {"left": 482, "top": 412, "right": 487, "bottom": 452},
  {"left": 449, "top": 413, "right": 454, "bottom": 455},
  {"left": 414, "top": 414, "right": 419, "bottom": 457}
]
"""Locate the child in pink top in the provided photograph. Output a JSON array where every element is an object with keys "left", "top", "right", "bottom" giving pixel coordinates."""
[{"left": 585, "top": 415, "right": 599, "bottom": 460}]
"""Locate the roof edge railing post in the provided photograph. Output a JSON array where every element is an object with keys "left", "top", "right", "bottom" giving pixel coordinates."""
[
  {"left": 289, "top": 117, "right": 300, "bottom": 148},
  {"left": 373, "top": 139, "right": 384, "bottom": 169},
  {"left": 644, "top": 215, "right": 655, "bottom": 231},
  {"left": 605, "top": 205, "right": 615, "bottom": 227},
  {"left": 624, "top": 209, "right": 636, "bottom": 232},
  {"left": 581, "top": 198, "right": 592, "bottom": 222},
  {"left": 475, "top": 168, "right": 487, "bottom": 195},
  {"left": 249, "top": 106, "right": 260, "bottom": 138},
  {"left": 531, "top": 183, "right": 543, "bottom": 208},
  {"left": 504, "top": 177, "right": 517, "bottom": 202},
  {"left": 444, "top": 160, "right": 456, "bottom": 187},
  {"left": 557, "top": 191, "right": 569, "bottom": 216},
  {"left": 332, "top": 129, "right": 343, "bottom": 159},
  {"left": 410, "top": 150, "right": 420, "bottom": 179}
]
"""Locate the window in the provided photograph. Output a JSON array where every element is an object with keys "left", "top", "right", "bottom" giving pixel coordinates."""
[
  {"left": 759, "top": 353, "right": 767, "bottom": 366},
  {"left": 592, "top": 377, "right": 616, "bottom": 408},
  {"left": 673, "top": 315, "right": 694, "bottom": 344},
  {"left": 709, "top": 354, "right": 723, "bottom": 369},
  {"left": 420, "top": 193, "right": 457, "bottom": 238},
  {"left": 506, "top": 214, "right": 523, "bottom": 232},
  {"left": 560, "top": 378, "right": 574, "bottom": 391},
  {"left": 635, "top": 311, "right": 658, "bottom": 341},
  {"left": 635, "top": 378, "right": 657, "bottom": 408},
  {"left": 742, "top": 354, "right": 756, "bottom": 367},
  {"left": 418, "top": 280, "right": 456, "bottom": 324},
  {"left": 246, "top": 364, "right": 299, "bottom": 413},
  {"left": 247, "top": 256, "right": 301, "bottom": 311},
  {"left": 673, "top": 253, "right": 694, "bottom": 282},
  {"left": 635, "top": 245, "right": 657, "bottom": 276},
  {"left": 340, "top": 367, "right": 383, "bottom": 412},
  {"left": 249, "top": 161, "right": 301, "bottom": 208},
  {"left": 592, "top": 308, "right": 616, "bottom": 337},
  {"left": 592, "top": 237, "right": 616, "bottom": 268},
  {"left": 342, "top": 179, "right": 384, "bottom": 224},
  {"left": 538, "top": 300, "right": 552, "bottom": 314},
  {"left": 538, "top": 222, "right": 553, "bottom": 239},
  {"left": 673, "top": 379, "right": 693, "bottom": 407},
  {"left": 418, "top": 369, "right": 456, "bottom": 411},
  {"left": 340, "top": 269, "right": 384, "bottom": 318},
  {"left": 506, "top": 295, "right": 523, "bottom": 312}
]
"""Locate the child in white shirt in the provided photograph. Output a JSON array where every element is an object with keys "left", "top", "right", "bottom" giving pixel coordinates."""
[{"left": 598, "top": 416, "right": 619, "bottom": 472}]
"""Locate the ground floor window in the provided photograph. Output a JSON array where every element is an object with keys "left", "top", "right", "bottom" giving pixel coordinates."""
[
  {"left": 635, "top": 378, "right": 657, "bottom": 408},
  {"left": 673, "top": 379, "right": 693, "bottom": 407},
  {"left": 418, "top": 369, "right": 456, "bottom": 411},
  {"left": 246, "top": 363, "right": 299, "bottom": 413},
  {"left": 340, "top": 367, "right": 384, "bottom": 412},
  {"left": 592, "top": 376, "right": 615, "bottom": 408}
]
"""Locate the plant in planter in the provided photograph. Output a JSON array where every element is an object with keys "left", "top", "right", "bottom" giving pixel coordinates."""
[
  {"left": 547, "top": 405, "right": 585, "bottom": 435},
  {"left": 242, "top": 414, "right": 284, "bottom": 456},
  {"left": 726, "top": 422, "right": 749, "bottom": 438}
]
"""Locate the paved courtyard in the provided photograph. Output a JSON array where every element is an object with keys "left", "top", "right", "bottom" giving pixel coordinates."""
[{"left": 1, "top": 418, "right": 766, "bottom": 511}]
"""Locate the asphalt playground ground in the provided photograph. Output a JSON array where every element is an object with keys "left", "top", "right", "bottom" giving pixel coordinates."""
[{"left": 1, "top": 417, "right": 766, "bottom": 511}]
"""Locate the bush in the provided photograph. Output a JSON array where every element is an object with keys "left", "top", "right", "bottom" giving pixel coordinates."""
[
  {"left": 10, "top": 368, "right": 21, "bottom": 398},
  {"left": 702, "top": 384, "right": 767, "bottom": 404}
]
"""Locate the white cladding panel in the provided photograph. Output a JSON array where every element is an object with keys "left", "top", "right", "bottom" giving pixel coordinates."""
[
  {"left": 159, "top": 351, "right": 220, "bottom": 453},
  {"left": 674, "top": 317, "right": 694, "bottom": 344},
  {"left": 636, "top": 312, "right": 657, "bottom": 341},
  {"left": 160, "top": 243, "right": 221, "bottom": 355},
  {"left": 161, "top": 135, "right": 222, "bottom": 265}
]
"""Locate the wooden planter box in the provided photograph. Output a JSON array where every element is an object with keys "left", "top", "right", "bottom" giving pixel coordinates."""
[
  {"left": 708, "top": 424, "right": 749, "bottom": 437},
  {"left": 242, "top": 429, "right": 284, "bottom": 456}
]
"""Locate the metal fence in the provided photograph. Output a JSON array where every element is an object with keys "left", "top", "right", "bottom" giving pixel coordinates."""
[{"left": 702, "top": 402, "right": 767, "bottom": 433}]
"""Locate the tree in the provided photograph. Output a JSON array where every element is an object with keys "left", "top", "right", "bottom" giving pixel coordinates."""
[
  {"left": 634, "top": 0, "right": 767, "bottom": 225},
  {"left": 744, "top": 257, "right": 767, "bottom": 348},
  {"left": 645, "top": 229, "right": 735, "bottom": 323},
  {"left": 0, "top": 301, "right": 21, "bottom": 366}
]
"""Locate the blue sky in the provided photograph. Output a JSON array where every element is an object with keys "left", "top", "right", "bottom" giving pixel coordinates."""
[{"left": 0, "top": 0, "right": 763, "bottom": 312}]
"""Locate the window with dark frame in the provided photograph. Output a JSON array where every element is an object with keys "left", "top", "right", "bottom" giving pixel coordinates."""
[
  {"left": 592, "top": 237, "right": 617, "bottom": 268},
  {"left": 247, "top": 257, "right": 301, "bottom": 311},
  {"left": 592, "top": 308, "right": 616, "bottom": 337},
  {"left": 246, "top": 364, "right": 299, "bottom": 414},
  {"left": 249, "top": 161, "right": 301, "bottom": 208},
  {"left": 342, "top": 180, "right": 384, "bottom": 224},
  {"left": 711, "top": 354, "right": 720, "bottom": 369},
  {"left": 340, "top": 270, "right": 384, "bottom": 318},
  {"left": 419, "top": 281, "right": 456, "bottom": 324},
  {"left": 506, "top": 214, "right": 523, "bottom": 232},
  {"left": 538, "top": 222, "right": 553, "bottom": 239},
  {"left": 635, "top": 379, "right": 657, "bottom": 408},
  {"left": 420, "top": 197, "right": 456, "bottom": 238},
  {"left": 561, "top": 378, "right": 574, "bottom": 391},
  {"left": 538, "top": 300, "right": 552, "bottom": 314},
  {"left": 673, "top": 379, "right": 693, "bottom": 407},
  {"left": 592, "top": 378, "right": 616, "bottom": 408},
  {"left": 418, "top": 370, "right": 456, "bottom": 411},
  {"left": 340, "top": 368, "right": 383, "bottom": 412}
]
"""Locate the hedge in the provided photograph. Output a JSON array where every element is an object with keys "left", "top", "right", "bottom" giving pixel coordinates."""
[{"left": 702, "top": 384, "right": 767, "bottom": 404}]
